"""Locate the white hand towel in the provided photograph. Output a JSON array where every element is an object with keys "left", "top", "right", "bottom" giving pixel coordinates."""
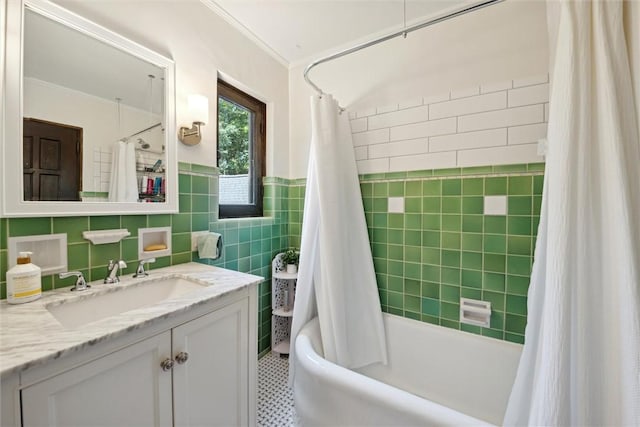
[{"left": 197, "top": 232, "right": 222, "bottom": 259}]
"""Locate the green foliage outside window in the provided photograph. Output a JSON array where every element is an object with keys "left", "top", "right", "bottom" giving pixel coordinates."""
[{"left": 218, "top": 97, "right": 250, "bottom": 175}]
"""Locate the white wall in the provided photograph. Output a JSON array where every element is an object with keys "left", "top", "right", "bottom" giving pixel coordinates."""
[
  {"left": 289, "top": 0, "right": 549, "bottom": 178},
  {"left": 54, "top": 0, "right": 290, "bottom": 177},
  {"left": 349, "top": 75, "right": 548, "bottom": 174}
]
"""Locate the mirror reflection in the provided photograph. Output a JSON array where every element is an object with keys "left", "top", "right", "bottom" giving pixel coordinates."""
[{"left": 23, "top": 8, "right": 166, "bottom": 203}]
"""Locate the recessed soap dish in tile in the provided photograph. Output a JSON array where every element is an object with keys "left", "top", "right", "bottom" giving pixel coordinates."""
[
  {"left": 138, "top": 227, "right": 171, "bottom": 260},
  {"left": 8, "top": 234, "right": 67, "bottom": 276},
  {"left": 460, "top": 298, "right": 491, "bottom": 328}
]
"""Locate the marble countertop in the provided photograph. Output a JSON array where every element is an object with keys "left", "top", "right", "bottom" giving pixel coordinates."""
[{"left": 0, "top": 263, "right": 263, "bottom": 377}]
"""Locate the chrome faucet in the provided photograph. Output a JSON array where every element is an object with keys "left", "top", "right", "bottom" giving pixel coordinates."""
[
  {"left": 59, "top": 271, "right": 90, "bottom": 291},
  {"left": 104, "top": 260, "right": 127, "bottom": 284},
  {"left": 133, "top": 258, "right": 156, "bottom": 278}
]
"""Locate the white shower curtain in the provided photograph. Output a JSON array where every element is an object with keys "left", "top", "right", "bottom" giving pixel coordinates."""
[
  {"left": 108, "top": 140, "right": 138, "bottom": 202},
  {"left": 504, "top": 2, "right": 640, "bottom": 425},
  {"left": 289, "top": 95, "right": 387, "bottom": 379}
]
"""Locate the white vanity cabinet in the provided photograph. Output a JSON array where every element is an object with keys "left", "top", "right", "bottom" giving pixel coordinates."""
[
  {"left": 8, "top": 287, "right": 256, "bottom": 427},
  {"left": 21, "top": 331, "right": 174, "bottom": 426},
  {"left": 172, "top": 298, "right": 250, "bottom": 426}
]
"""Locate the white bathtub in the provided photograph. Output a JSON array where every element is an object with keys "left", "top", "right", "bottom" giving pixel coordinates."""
[{"left": 293, "top": 313, "right": 522, "bottom": 426}]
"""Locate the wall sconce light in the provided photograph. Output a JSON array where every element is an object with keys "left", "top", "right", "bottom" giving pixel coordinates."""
[{"left": 178, "top": 94, "right": 209, "bottom": 145}]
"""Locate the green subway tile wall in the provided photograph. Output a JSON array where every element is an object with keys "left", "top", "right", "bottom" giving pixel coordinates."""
[
  {"left": 287, "top": 163, "right": 544, "bottom": 344},
  {"left": 0, "top": 164, "right": 291, "bottom": 357},
  {"left": 288, "top": 180, "right": 305, "bottom": 248},
  {"left": 205, "top": 178, "right": 290, "bottom": 355},
  {"left": 0, "top": 161, "right": 543, "bottom": 353}
]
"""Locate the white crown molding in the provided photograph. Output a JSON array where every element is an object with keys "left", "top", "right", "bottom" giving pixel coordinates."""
[{"left": 199, "top": 0, "right": 290, "bottom": 68}]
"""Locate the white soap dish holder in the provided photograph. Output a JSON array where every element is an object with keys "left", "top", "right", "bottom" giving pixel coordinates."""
[
  {"left": 460, "top": 298, "right": 492, "bottom": 328},
  {"left": 138, "top": 227, "right": 171, "bottom": 260},
  {"left": 83, "top": 229, "right": 131, "bottom": 245}
]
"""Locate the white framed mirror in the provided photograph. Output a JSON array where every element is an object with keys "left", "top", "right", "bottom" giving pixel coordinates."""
[{"left": 1, "top": 0, "right": 177, "bottom": 217}]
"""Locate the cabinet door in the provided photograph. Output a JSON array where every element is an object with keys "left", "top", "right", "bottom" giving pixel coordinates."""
[
  {"left": 172, "top": 299, "right": 249, "bottom": 427},
  {"left": 21, "top": 331, "right": 173, "bottom": 427},
  {"left": 1, "top": 374, "right": 19, "bottom": 427}
]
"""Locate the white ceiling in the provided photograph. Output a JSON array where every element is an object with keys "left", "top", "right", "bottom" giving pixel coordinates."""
[
  {"left": 209, "top": 0, "right": 470, "bottom": 65},
  {"left": 24, "top": 9, "right": 164, "bottom": 112}
]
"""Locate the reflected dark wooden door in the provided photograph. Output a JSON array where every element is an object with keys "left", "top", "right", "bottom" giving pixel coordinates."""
[{"left": 23, "top": 118, "right": 82, "bottom": 201}]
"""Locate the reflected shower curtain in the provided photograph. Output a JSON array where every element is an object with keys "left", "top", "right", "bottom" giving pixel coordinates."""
[
  {"left": 504, "top": 2, "right": 640, "bottom": 425},
  {"left": 289, "top": 95, "right": 387, "bottom": 380},
  {"left": 108, "top": 140, "right": 138, "bottom": 202}
]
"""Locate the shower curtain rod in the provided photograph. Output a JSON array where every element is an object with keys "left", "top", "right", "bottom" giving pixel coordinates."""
[
  {"left": 303, "top": 0, "right": 504, "bottom": 100},
  {"left": 134, "top": 147, "right": 164, "bottom": 155},
  {"left": 123, "top": 122, "right": 163, "bottom": 140}
]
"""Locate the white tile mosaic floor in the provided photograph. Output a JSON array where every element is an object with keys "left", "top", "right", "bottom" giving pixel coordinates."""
[{"left": 258, "top": 352, "right": 298, "bottom": 427}]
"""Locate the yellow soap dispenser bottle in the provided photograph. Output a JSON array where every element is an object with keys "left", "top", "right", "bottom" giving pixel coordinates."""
[{"left": 6, "top": 251, "right": 42, "bottom": 304}]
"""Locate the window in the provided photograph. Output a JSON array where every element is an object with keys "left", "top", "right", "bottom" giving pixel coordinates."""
[{"left": 217, "top": 80, "right": 266, "bottom": 218}]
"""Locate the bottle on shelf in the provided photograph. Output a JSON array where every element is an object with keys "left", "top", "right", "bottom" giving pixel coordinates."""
[{"left": 7, "top": 251, "right": 42, "bottom": 304}]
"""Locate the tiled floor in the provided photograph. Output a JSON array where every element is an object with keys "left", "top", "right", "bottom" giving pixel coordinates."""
[{"left": 258, "top": 352, "right": 298, "bottom": 427}]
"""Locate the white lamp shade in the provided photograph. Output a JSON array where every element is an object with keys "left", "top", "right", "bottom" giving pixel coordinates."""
[{"left": 188, "top": 94, "right": 209, "bottom": 124}]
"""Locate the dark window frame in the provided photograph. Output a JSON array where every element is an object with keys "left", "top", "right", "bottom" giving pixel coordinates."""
[{"left": 217, "top": 79, "right": 266, "bottom": 218}]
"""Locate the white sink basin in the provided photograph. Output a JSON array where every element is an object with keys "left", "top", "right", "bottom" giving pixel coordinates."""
[{"left": 47, "top": 277, "right": 206, "bottom": 329}]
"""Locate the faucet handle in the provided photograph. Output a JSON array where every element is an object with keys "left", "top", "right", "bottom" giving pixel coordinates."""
[
  {"left": 133, "top": 258, "right": 156, "bottom": 278},
  {"left": 107, "top": 259, "right": 127, "bottom": 269},
  {"left": 59, "top": 271, "right": 90, "bottom": 291},
  {"left": 104, "top": 259, "right": 128, "bottom": 284}
]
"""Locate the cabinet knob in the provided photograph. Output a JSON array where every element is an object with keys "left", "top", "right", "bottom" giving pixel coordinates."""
[
  {"left": 160, "top": 358, "right": 175, "bottom": 372},
  {"left": 175, "top": 351, "right": 189, "bottom": 364}
]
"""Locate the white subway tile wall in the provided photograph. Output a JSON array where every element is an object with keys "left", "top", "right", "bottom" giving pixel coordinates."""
[
  {"left": 480, "top": 80, "right": 512, "bottom": 94},
  {"left": 422, "top": 93, "right": 450, "bottom": 105},
  {"left": 354, "top": 146, "right": 368, "bottom": 161},
  {"left": 429, "top": 129, "right": 507, "bottom": 153},
  {"left": 507, "top": 123, "right": 548, "bottom": 146},
  {"left": 390, "top": 151, "right": 457, "bottom": 172},
  {"left": 450, "top": 86, "right": 481, "bottom": 99},
  {"left": 507, "top": 83, "right": 550, "bottom": 108},
  {"left": 356, "top": 107, "right": 376, "bottom": 118},
  {"left": 544, "top": 103, "right": 550, "bottom": 122},
  {"left": 368, "top": 106, "right": 429, "bottom": 130},
  {"left": 352, "top": 128, "right": 390, "bottom": 147},
  {"left": 377, "top": 104, "right": 399, "bottom": 114},
  {"left": 429, "top": 92, "right": 507, "bottom": 120},
  {"left": 350, "top": 75, "right": 548, "bottom": 174},
  {"left": 369, "top": 138, "right": 429, "bottom": 159},
  {"left": 92, "top": 148, "right": 113, "bottom": 193},
  {"left": 398, "top": 98, "right": 423, "bottom": 110},
  {"left": 390, "top": 117, "right": 457, "bottom": 141},
  {"left": 350, "top": 117, "right": 368, "bottom": 133},
  {"left": 457, "top": 105, "right": 543, "bottom": 132},
  {"left": 357, "top": 158, "right": 389, "bottom": 174},
  {"left": 512, "top": 74, "right": 548, "bottom": 88},
  {"left": 457, "top": 144, "right": 540, "bottom": 167}
]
